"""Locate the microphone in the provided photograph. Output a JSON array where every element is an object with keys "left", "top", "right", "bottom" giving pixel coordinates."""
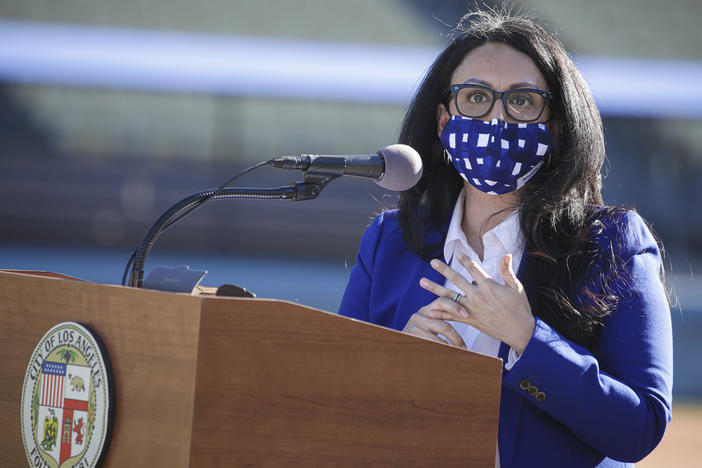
[
  {"left": 126, "top": 144, "right": 422, "bottom": 287},
  {"left": 269, "top": 144, "right": 423, "bottom": 191}
]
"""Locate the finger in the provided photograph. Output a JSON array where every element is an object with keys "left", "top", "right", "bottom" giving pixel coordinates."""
[
  {"left": 425, "top": 319, "right": 467, "bottom": 348},
  {"left": 420, "top": 296, "right": 470, "bottom": 320},
  {"left": 419, "top": 279, "right": 470, "bottom": 316},
  {"left": 419, "top": 277, "right": 455, "bottom": 297},
  {"left": 407, "top": 327, "right": 451, "bottom": 345},
  {"left": 426, "top": 308, "right": 463, "bottom": 321},
  {"left": 405, "top": 316, "right": 466, "bottom": 348},
  {"left": 458, "top": 256, "right": 491, "bottom": 283},
  {"left": 429, "top": 259, "right": 475, "bottom": 292},
  {"left": 499, "top": 254, "right": 522, "bottom": 291}
]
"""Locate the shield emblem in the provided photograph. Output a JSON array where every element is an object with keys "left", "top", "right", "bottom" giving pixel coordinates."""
[
  {"left": 36, "top": 359, "right": 92, "bottom": 466},
  {"left": 22, "top": 322, "right": 113, "bottom": 468}
]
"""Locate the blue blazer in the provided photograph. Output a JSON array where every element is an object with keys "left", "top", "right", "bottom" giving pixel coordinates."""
[{"left": 338, "top": 209, "right": 672, "bottom": 467}]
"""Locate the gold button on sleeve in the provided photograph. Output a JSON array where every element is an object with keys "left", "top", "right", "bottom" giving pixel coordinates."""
[
  {"left": 535, "top": 392, "right": 546, "bottom": 402},
  {"left": 527, "top": 385, "right": 538, "bottom": 396},
  {"left": 519, "top": 379, "right": 530, "bottom": 390}
]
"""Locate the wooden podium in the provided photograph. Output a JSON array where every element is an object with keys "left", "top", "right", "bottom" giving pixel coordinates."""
[{"left": 0, "top": 270, "right": 502, "bottom": 467}]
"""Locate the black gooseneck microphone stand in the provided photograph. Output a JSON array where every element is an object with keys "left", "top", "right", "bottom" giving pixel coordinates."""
[{"left": 126, "top": 161, "right": 346, "bottom": 288}]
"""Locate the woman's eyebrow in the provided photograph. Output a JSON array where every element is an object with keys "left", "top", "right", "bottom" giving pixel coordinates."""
[
  {"left": 461, "top": 78, "right": 541, "bottom": 90},
  {"left": 462, "top": 78, "right": 493, "bottom": 87},
  {"left": 508, "top": 81, "right": 540, "bottom": 89}
]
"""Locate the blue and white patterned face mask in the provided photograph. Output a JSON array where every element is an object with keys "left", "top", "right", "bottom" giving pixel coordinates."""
[{"left": 440, "top": 116, "right": 552, "bottom": 195}]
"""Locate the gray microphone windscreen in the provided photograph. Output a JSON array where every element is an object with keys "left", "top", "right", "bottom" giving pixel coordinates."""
[{"left": 374, "top": 144, "right": 423, "bottom": 191}]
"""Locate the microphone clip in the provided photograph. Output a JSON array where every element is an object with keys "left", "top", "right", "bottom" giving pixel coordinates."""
[
  {"left": 272, "top": 154, "right": 347, "bottom": 202},
  {"left": 290, "top": 161, "right": 341, "bottom": 201}
]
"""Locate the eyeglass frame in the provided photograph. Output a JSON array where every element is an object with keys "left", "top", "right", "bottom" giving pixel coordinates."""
[{"left": 449, "top": 83, "right": 552, "bottom": 122}]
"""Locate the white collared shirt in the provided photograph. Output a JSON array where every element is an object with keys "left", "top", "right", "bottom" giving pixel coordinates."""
[{"left": 442, "top": 188, "right": 525, "bottom": 370}]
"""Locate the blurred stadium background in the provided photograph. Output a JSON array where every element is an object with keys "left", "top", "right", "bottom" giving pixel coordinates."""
[{"left": 1, "top": 1, "right": 700, "bottom": 463}]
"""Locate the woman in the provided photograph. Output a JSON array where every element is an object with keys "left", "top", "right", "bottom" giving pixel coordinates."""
[{"left": 338, "top": 9, "right": 672, "bottom": 467}]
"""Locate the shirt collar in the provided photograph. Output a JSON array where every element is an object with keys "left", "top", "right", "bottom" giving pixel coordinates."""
[
  {"left": 444, "top": 189, "right": 467, "bottom": 263},
  {"left": 492, "top": 208, "right": 522, "bottom": 254},
  {"left": 443, "top": 188, "right": 523, "bottom": 263}
]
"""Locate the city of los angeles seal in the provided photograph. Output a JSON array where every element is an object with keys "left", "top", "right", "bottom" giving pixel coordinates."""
[{"left": 20, "top": 322, "right": 113, "bottom": 468}]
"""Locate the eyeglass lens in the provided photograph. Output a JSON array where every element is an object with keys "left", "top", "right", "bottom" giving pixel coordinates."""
[{"left": 454, "top": 86, "right": 546, "bottom": 121}]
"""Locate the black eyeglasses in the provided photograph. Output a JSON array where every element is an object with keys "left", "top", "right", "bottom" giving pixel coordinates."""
[{"left": 450, "top": 83, "right": 551, "bottom": 122}]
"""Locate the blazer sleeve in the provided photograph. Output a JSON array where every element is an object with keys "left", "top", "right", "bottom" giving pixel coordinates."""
[
  {"left": 502, "top": 211, "right": 673, "bottom": 463},
  {"left": 338, "top": 214, "right": 384, "bottom": 321}
]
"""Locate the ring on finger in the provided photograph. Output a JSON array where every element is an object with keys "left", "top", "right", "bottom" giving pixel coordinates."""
[{"left": 453, "top": 292, "right": 464, "bottom": 303}]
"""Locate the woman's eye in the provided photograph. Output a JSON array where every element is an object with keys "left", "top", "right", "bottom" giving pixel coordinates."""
[
  {"left": 509, "top": 93, "right": 535, "bottom": 107},
  {"left": 467, "top": 92, "right": 489, "bottom": 104}
]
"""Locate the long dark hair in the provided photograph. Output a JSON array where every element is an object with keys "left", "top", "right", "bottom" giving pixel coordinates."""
[{"left": 397, "top": 9, "right": 625, "bottom": 350}]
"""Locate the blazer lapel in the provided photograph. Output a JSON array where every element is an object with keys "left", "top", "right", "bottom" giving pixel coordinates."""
[
  {"left": 393, "top": 218, "right": 451, "bottom": 330},
  {"left": 393, "top": 253, "right": 446, "bottom": 330}
]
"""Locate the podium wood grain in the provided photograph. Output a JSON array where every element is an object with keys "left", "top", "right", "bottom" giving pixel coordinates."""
[
  {"left": 0, "top": 271, "right": 201, "bottom": 467},
  {"left": 0, "top": 271, "right": 502, "bottom": 467}
]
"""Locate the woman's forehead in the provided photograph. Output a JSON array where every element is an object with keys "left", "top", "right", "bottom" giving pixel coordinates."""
[{"left": 451, "top": 42, "right": 548, "bottom": 90}]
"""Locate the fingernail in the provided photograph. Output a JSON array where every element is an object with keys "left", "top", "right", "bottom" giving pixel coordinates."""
[
  {"left": 430, "top": 259, "right": 440, "bottom": 268},
  {"left": 419, "top": 278, "right": 428, "bottom": 287},
  {"left": 459, "top": 309, "right": 469, "bottom": 318}
]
